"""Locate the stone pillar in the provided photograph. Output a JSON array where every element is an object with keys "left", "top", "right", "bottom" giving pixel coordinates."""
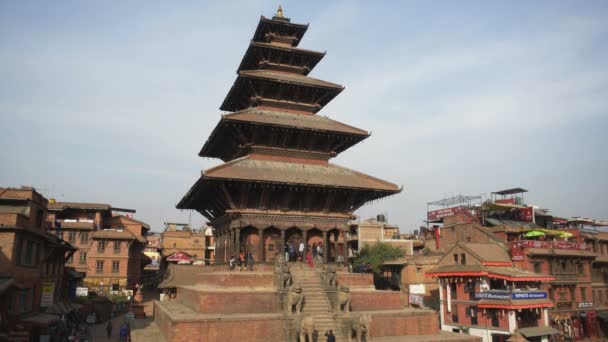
[
  {"left": 235, "top": 228, "right": 241, "bottom": 253},
  {"left": 258, "top": 227, "right": 264, "bottom": 262},
  {"left": 322, "top": 230, "right": 328, "bottom": 264}
]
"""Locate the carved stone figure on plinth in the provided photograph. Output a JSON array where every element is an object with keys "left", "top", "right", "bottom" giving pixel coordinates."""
[
  {"left": 279, "top": 264, "right": 292, "bottom": 289},
  {"left": 325, "top": 264, "right": 337, "bottom": 287},
  {"left": 297, "top": 316, "right": 314, "bottom": 342},
  {"left": 287, "top": 285, "right": 304, "bottom": 314},
  {"left": 275, "top": 253, "right": 286, "bottom": 268},
  {"left": 336, "top": 285, "right": 351, "bottom": 313},
  {"left": 313, "top": 254, "right": 323, "bottom": 268},
  {"left": 354, "top": 314, "right": 371, "bottom": 342}
]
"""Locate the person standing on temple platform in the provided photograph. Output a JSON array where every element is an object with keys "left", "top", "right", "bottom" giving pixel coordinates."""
[
  {"left": 312, "top": 242, "right": 317, "bottom": 258},
  {"left": 239, "top": 251, "right": 245, "bottom": 271},
  {"left": 284, "top": 243, "right": 289, "bottom": 262},
  {"left": 298, "top": 240, "right": 305, "bottom": 261},
  {"left": 306, "top": 250, "right": 313, "bottom": 267},
  {"left": 245, "top": 250, "right": 254, "bottom": 271},
  {"left": 288, "top": 242, "right": 295, "bottom": 262},
  {"left": 317, "top": 242, "right": 323, "bottom": 258}
]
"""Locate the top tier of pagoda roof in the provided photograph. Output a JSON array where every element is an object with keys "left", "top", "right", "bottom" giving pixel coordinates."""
[
  {"left": 252, "top": 14, "right": 309, "bottom": 48},
  {"left": 221, "top": 11, "right": 343, "bottom": 114}
]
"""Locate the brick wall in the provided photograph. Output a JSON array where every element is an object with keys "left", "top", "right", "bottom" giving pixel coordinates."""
[
  {"left": 370, "top": 311, "right": 439, "bottom": 337},
  {"left": 154, "top": 301, "right": 286, "bottom": 342},
  {"left": 195, "top": 273, "right": 275, "bottom": 288},
  {"left": 337, "top": 272, "right": 374, "bottom": 288},
  {"left": 177, "top": 287, "right": 281, "bottom": 314},
  {"left": 350, "top": 290, "right": 402, "bottom": 311}
]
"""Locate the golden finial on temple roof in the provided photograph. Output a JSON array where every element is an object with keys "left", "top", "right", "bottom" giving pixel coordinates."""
[{"left": 276, "top": 5, "right": 284, "bottom": 18}]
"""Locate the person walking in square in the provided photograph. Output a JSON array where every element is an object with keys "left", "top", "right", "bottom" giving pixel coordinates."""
[
  {"left": 106, "top": 320, "right": 112, "bottom": 339},
  {"left": 325, "top": 330, "right": 336, "bottom": 342}
]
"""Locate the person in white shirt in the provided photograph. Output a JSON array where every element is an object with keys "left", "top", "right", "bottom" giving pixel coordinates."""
[{"left": 298, "top": 240, "right": 305, "bottom": 261}]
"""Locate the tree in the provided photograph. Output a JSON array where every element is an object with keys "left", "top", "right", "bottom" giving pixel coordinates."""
[{"left": 353, "top": 242, "right": 405, "bottom": 274}]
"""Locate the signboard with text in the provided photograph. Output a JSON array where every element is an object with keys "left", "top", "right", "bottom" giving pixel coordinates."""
[
  {"left": 475, "top": 291, "right": 547, "bottom": 300},
  {"left": 40, "top": 281, "right": 55, "bottom": 307},
  {"left": 427, "top": 206, "right": 469, "bottom": 221}
]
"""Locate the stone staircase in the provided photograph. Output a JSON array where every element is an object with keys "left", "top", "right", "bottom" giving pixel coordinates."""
[{"left": 289, "top": 263, "right": 345, "bottom": 342}]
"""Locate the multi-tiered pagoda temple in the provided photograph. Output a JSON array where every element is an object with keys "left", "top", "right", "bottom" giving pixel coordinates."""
[{"left": 177, "top": 8, "right": 401, "bottom": 264}]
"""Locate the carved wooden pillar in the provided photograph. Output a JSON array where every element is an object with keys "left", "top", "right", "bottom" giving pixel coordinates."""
[
  {"left": 235, "top": 228, "right": 241, "bottom": 253},
  {"left": 258, "top": 227, "right": 264, "bottom": 262},
  {"left": 341, "top": 229, "right": 348, "bottom": 262},
  {"left": 322, "top": 230, "right": 328, "bottom": 264},
  {"left": 230, "top": 229, "right": 235, "bottom": 254},
  {"left": 280, "top": 229, "right": 286, "bottom": 251}
]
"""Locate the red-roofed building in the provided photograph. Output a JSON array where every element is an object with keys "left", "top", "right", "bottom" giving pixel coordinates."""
[{"left": 427, "top": 242, "right": 558, "bottom": 342}]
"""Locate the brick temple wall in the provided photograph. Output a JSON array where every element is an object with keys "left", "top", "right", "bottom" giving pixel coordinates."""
[
  {"left": 371, "top": 311, "right": 440, "bottom": 337},
  {"left": 196, "top": 272, "right": 275, "bottom": 288},
  {"left": 154, "top": 301, "right": 286, "bottom": 342},
  {"left": 177, "top": 287, "right": 281, "bottom": 314},
  {"left": 350, "top": 290, "right": 403, "bottom": 311}
]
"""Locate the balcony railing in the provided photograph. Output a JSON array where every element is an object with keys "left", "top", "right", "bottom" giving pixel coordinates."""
[{"left": 511, "top": 240, "right": 592, "bottom": 251}]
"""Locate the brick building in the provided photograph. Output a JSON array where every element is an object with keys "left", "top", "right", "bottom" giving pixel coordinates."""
[
  {"left": 425, "top": 188, "right": 608, "bottom": 340},
  {"left": 347, "top": 216, "right": 416, "bottom": 258},
  {"left": 160, "top": 223, "right": 214, "bottom": 266},
  {"left": 427, "top": 242, "right": 557, "bottom": 342},
  {"left": 0, "top": 187, "right": 76, "bottom": 339},
  {"left": 144, "top": 232, "right": 161, "bottom": 271},
  {"left": 47, "top": 202, "right": 148, "bottom": 293}
]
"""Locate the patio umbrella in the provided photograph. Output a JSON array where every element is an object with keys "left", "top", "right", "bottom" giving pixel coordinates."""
[{"left": 524, "top": 230, "right": 545, "bottom": 237}]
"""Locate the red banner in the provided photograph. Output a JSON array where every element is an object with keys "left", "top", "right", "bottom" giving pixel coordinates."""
[{"left": 427, "top": 206, "right": 468, "bottom": 221}]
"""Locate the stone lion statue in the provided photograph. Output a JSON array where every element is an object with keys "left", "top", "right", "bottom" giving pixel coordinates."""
[
  {"left": 287, "top": 285, "right": 304, "bottom": 314},
  {"left": 313, "top": 254, "right": 323, "bottom": 268},
  {"left": 336, "top": 285, "right": 351, "bottom": 313},
  {"left": 297, "top": 316, "right": 314, "bottom": 342},
  {"left": 274, "top": 253, "right": 285, "bottom": 267},
  {"left": 353, "top": 314, "right": 371, "bottom": 342},
  {"left": 325, "top": 264, "right": 337, "bottom": 287},
  {"left": 279, "top": 264, "right": 292, "bottom": 289}
]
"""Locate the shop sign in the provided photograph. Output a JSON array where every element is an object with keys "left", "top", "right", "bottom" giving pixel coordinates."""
[
  {"left": 40, "top": 281, "right": 55, "bottom": 307},
  {"left": 512, "top": 291, "right": 547, "bottom": 299},
  {"left": 409, "top": 284, "right": 425, "bottom": 295},
  {"left": 475, "top": 291, "right": 547, "bottom": 300},
  {"left": 578, "top": 302, "right": 593, "bottom": 308},
  {"left": 475, "top": 291, "right": 511, "bottom": 300},
  {"left": 511, "top": 248, "right": 524, "bottom": 261},
  {"left": 76, "top": 287, "right": 88, "bottom": 297}
]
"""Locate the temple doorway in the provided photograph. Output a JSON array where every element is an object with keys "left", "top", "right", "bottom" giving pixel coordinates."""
[{"left": 262, "top": 226, "right": 281, "bottom": 262}]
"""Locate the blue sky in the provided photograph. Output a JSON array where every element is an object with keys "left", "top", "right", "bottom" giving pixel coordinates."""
[{"left": 1, "top": 1, "right": 607, "bottom": 232}]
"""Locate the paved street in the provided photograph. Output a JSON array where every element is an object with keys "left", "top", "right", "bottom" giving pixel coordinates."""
[{"left": 89, "top": 290, "right": 156, "bottom": 341}]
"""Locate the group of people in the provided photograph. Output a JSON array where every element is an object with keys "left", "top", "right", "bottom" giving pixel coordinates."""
[
  {"left": 229, "top": 250, "right": 255, "bottom": 271},
  {"left": 283, "top": 240, "right": 324, "bottom": 267}
]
